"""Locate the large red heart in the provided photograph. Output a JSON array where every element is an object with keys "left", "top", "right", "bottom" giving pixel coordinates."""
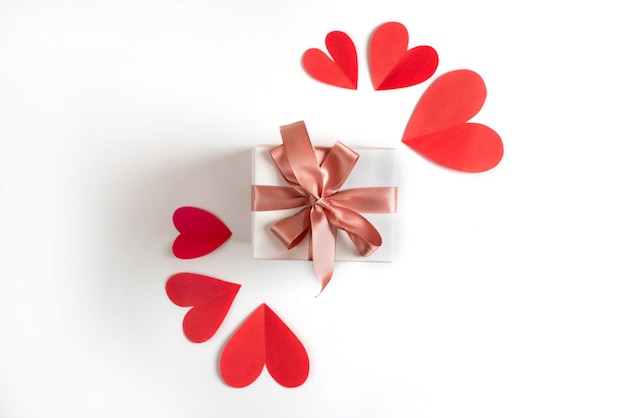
[
  {"left": 302, "top": 31, "right": 358, "bottom": 90},
  {"left": 402, "top": 69, "right": 504, "bottom": 172},
  {"left": 220, "top": 304, "right": 309, "bottom": 388},
  {"left": 172, "top": 207, "right": 232, "bottom": 259},
  {"left": 369, "top": 21, "right": 438, "bottom": 90},
  {"left": 166, "top": 273, "right": 241, "bottom": 343}
]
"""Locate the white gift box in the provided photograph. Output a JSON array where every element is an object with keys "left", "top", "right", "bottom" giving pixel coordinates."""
[{"left": 251, "top": 144, "right": 397, "bottom": 261}]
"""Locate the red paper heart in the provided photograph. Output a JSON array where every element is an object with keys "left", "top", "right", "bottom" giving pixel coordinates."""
[
  {"left": 220, "top": 304, "right": 309, "bottom": 388},
  {"left": 172, "top": 207, "right": 232, "bottom": 259},
  {"left": 302, "top": 31, "right": 358, "bottom": 90},
  {"left": 166, "top": 273, "right": 241, "bottom": 343},
  {"left": 369, "top": 21, "right": 438, "bottom": 90},
  {"left": 402, "top": 69, "right": 504, "bottom": 172}
]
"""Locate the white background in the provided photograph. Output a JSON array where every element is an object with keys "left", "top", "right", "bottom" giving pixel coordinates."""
[{"left": 1, "top": 1, "right": 624, "bottom": 417}]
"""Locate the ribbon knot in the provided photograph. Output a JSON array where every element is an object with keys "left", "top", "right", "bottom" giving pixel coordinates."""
[
  {"left": 251, "top": 121, "right": 397, "bottom": 293},
  {"left": 311, "top": 196, "right": 330, "bottom": 208}
]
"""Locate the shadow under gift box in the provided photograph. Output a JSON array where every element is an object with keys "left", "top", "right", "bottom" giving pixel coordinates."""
[{"left": 251, "top": 145, "right": 397, "bottom": 261}]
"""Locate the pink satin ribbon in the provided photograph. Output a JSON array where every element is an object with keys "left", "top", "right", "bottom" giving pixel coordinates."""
[{"left": 251, "top": 121, "right": 397, "bottom": 292}]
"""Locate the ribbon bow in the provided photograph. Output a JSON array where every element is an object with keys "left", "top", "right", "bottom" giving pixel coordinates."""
[{"left": 251, "top": 121, "right": 397, "bottom": 292}]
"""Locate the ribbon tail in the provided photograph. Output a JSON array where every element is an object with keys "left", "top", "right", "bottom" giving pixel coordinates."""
[{"left": 310, "top": 205, "right": 337, "bottom": 293}]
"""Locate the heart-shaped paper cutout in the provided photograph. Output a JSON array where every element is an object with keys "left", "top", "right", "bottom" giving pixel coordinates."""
[
  {"left": 220, "top": 304, "right": 309, "bottom": 388},
  {"left": 166, "top": 273, "right": 241, "bottom": 343},
  {"left": 302, "top": 31, "right": 358, "bottom": 90},
  {"left": 369, "top": 21, "right": 438, "bottom": 90},
  {"left": 402, "top": 69, "right": 504, "bottom": 172},
  {"left": 172, "top": 207, "right": 232, "bottom": 259}
]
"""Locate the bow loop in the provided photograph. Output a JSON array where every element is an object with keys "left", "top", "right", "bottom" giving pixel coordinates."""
[
  {"left": 272, "top": 123, "right": 323, "bottom": 198},
  {"left": 270, "top": 207, "right": 311, "bottom": 249},
  {"left": 323, "top": 205, "right": 383, "bottom": 256},
  {"left": 319, "top": 142, "right": 359, "bottom": 195}
]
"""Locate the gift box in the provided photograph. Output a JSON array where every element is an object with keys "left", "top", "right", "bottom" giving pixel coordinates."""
[{"left": 251, "top": 122, "right": 397, "bottom": 264}]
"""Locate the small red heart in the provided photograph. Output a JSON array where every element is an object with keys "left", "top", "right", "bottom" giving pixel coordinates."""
[
  {"left": 220, "top": 304, "right": 309, "bottom": 388},
  {"left": 302, "top": 31, "right": 358, "bottom": 90},
  {"left": 166, "top": 273, "right": 241, "bottom": 343},
  {"left": 369, "top": 21, "right": 438, "bottom": 90},
  {"left": 172, "top": 207, "right": 232, "bottom": 259},
  {"left": 402, "top": 69, "right": 504, "bottom": 172}
]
